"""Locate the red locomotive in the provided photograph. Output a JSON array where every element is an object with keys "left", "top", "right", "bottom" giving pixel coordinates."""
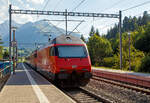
[{"left": 28, "top": 34, "right": 92, "bottom": 87}]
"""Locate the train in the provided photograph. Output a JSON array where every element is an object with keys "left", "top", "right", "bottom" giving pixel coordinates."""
[{"left": 26, "top": 34, "right": 92, "bottom": 87}]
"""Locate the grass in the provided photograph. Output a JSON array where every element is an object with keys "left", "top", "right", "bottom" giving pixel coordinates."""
[
  {"left": 92, "top": 66, "right": 134, "bottom": 72},
  {"left": 92, "top": 66, "right": 150, "bottom": 75}
]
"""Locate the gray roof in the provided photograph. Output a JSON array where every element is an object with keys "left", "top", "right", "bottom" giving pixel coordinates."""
[
  {"left": 38, "top": 34, "right": 85, "bottom": 51},
  {"left": 52, "top": 34, "right": 85, "bottom": 44}
]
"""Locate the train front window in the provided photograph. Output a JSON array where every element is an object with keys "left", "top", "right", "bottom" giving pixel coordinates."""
[{"left": 57, "top": 46, "right": 87, "bottom": 58}]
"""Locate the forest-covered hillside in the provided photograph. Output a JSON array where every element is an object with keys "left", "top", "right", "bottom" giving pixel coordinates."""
[{"left": 86, "top": 11, "right": 150, "bottom": 72}]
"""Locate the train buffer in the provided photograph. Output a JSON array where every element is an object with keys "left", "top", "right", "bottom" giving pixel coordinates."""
[{"left": 0, "top": 63, "right": 75, "bottom": 103}]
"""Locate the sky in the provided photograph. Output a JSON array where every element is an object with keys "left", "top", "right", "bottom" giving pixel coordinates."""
[{"left": 0, "top": 0, "right": 150, "bottom": 37}]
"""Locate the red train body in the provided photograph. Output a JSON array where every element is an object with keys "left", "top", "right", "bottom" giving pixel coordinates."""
[{"left": 28, "top": 34, "right": 92, "bottom": 86}]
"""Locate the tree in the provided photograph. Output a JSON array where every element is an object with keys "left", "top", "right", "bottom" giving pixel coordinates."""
[
  {"left": 123, "top": 16, "right": 129, "bottom": 32},
  {"left": 95, "top": 29, "right": 100, "bottom": 36},
  {"left": 3, "top": 49, "right": 9, "bottom": 59},
  {"left": 135, "top": 23, "right": 150, "bottom": 53},
  {"left": 106, "top": 24, "right": 118, "bottom": 39},
  {"left": 109, "top": 33, "right": 119, "bottom": 54},
  {"left": 141, "top": 11, "right": 150, "bottom": 25},
  {"left": 113, "top": 32, "right": 144, "bottom": 71},
  {"left": 80, "top": 34, "right": 86, "bottom": 42},
  {"left": 87, "top": 34, "right": 113, "bottom": 66},
  {"left": 0, "top": 35, "right": 2, "bottom": 44},
  {"left": 0, "top": 35, "right": 3, "bottom": 59},
  {"left": 139, "top": 55, "right": 150, "bottom": 72},
  {"left": 106, "top": 11, "right": 150, "bottom": 40},
  {"left": 137, "top": 16, "right": 142, "bottom": 26},
  {"left": 132, "top": 16, "right": 138, "bottom": 30},
  {"left": 89, "top": 26, "right": 95, "bottom": 36}
]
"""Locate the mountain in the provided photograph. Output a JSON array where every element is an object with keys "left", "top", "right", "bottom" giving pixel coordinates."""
[
  {"left": 1, "top": 20, "right": 81, "bottom": 48},
  {"left": 0, "top": 20, "right": 22, "bottom": 37}
]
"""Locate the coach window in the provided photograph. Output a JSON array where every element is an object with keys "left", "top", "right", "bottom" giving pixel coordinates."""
[{"left": 50, "top": 47, "right": 55, "bottom": 56}]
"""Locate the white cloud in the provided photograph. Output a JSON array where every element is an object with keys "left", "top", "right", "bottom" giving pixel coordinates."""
[
  {"left": 25, "top": 4, "right": 35, "bottom": 10},
  {"left": 27, "top": 0, "right": 44, "bottom": 5},
  {"left": 12, "top": 5, "right": 20, "bottom": 9},
  {"left": 13, "top": 14, "right": 34, "bottom": 24},
  {"left": 11, "top": 5, "right": 35, "bottom": 24},
  {"left": 18, "top": 0, "right": 24, "bottom": 5},
  {"left": 0, "top": 1, "right": 9, "bottom": 23}
]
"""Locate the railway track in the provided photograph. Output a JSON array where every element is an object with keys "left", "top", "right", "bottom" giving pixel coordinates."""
[
  {"left": 63, "top": 87, "right": 112, "bottom": 103},
  {"left": 25, "top": 63, "right": 113, "bottom": 103},
  {"left": 25, "top": 63, "right": 150, "bottom": 102},
  {"left": 92, "top": 75, "right": 150, "bottom": 95}
]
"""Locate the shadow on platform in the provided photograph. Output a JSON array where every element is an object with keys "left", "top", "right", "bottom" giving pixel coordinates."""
[{"left": 6, "top": 64, "right": 52, "bottom": 86}]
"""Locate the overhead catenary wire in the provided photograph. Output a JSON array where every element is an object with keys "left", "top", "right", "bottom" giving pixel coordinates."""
[
  {"left": 68, "top": 20, "right": 85, "bottom": 35},
  {"left": 43, "top": 0, "right": 65, "bottom": 31},
  {"left": 54, "top": 0, "right": 86, "bottom": 30},
  {"left": 53, "top": 0, "right": 64, "bottom": 11},
  {"left": 100, "top": 0, "right": 127, "bottom": 12},
  {"left": 94, "top": 0, "right": 126, "bottom": 22},
  {"left": 77, "top": 0, "right": 123, "bottom": 35},
  {"left": 43, "top": 0, "right": 51, "bottom": 10},
  {"left": 131, "top": 9, "right": 150, "bottom": 17},
  {"left": 134, "top": 12, "right": 145, "bottom": 17},
  {"left": 122, "top": 0, "right": 150, "bottom": 12},
  {"left": 86, "top": 1, "right": 150, "bottom": 35},
  {"left": 46, "top": 21, "right": 64, "bottom": 34},
  {"left": 71, "top": 0, "right": 86, "bottom": 11},
  {"left": 36, "top": 0, "right": 51, "bottom": 21}
]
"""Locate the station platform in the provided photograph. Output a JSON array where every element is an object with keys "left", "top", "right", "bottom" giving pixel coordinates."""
[
  {"left": 92, "top": 67, "right": 150, "bottom": 88},
  {"left": 0, "top": 63, "right": 75, "bottom": 103},
  {"left": 92, "top": 67, "right": 150, "bottom": 78}
]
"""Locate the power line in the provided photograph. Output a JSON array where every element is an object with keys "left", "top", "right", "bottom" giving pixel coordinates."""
[
  {"left": 68, "top": 20, "right": 85, "bottom": 35},
  {"left": 51, "top": 0, "right": 65, "bottom": 28},
  {"left": 92, "top": 0, "right": 125, "bottom": 24},
  {"left": 134, "top": 12, "right": 144, "bottom": 17},
  {"left": 71, "top": 0, "right": 86, "bottom": 11},
  {"left": 101, "top": 0, "right": 126, "bottom": 12},
  {"left": 122, "top": 0, "right": 150, "bottom": 12},
  {"left": 44, "top": 0, "right": 65, "bottom": 30},
  {"left": 54, "top": 0, "right": 76, "bottom": 27},
  {"left": 45, "top": 20, "right": 64, "bottom": 34},
  {"left": 53, "top": 0, "right": 64, "bottom": 11},
  {"left": 43, "top": 0, "right": 51, "bottom": 10},
  {"left": 133, "top": 9, "right": 150, "bottom": 17},
  {"left": 54, "top": 0, "right": 86, "bottom": 32},
  {"left": 36, "top": 0, "right": 51, "bottom": 21},
  {"left": 50, "top": 0, "right": 65, "bottom": 28}
]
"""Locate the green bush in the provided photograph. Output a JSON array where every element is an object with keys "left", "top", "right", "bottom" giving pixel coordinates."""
[
  {"left": 139, "top": 55, "right": 150, "bottom": 72},
  {"left": 102, "top": 57, "right": 115, "bottom": 67},
  {"left": 87, "top": 34, "right": 113, "bottom": 65},
  {"left": 0, "top": 46, "right": 3, "bottom": 59}
]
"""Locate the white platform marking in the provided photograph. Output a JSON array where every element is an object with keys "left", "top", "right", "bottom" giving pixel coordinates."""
[{"left": 22, "top": 63, "right": 50, "bottom": 103}]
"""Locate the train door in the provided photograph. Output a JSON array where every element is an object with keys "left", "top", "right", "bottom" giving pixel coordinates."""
[{"left": 49, "top": 47, "right": 56, "bottom": 73}]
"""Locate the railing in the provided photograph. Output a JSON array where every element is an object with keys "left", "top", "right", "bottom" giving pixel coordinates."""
[{"left": 0, "top": 61, "right": 11, "bottom": 79}]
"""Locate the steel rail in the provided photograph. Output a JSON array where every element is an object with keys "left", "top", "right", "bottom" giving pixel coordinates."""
[{"left": 63, "top": 87, "right": 113, "bottom": 103}]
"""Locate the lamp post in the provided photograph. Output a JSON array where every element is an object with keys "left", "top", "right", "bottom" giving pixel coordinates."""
[
  {"left": 128, "top": 32, "right": 131, "bottom": 71},
  {"left": 11, "top": 27, "right": 17, "bottom": 74}
]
